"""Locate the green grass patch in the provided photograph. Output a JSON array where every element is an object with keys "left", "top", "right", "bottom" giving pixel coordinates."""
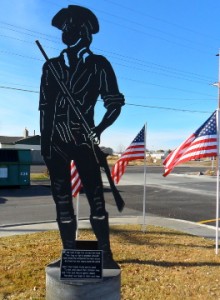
[{"left": 1, "top": 225, "right": 220, "bottom": 299}]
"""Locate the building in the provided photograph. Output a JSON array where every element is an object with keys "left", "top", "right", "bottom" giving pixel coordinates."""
[{"left": 0, "top": 128, "right": 43, "bottom": 164}]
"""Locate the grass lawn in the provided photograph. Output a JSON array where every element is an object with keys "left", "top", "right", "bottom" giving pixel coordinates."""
[{"left": 0, "top": 225, "right": 220, "bottom": 299}]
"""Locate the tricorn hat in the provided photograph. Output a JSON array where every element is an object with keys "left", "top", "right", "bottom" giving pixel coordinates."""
[{"left": 52, "top": 5, "right": 99, "bottom": 34}]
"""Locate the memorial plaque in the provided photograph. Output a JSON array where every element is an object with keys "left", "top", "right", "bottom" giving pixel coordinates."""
[{"left": 60, "top": 249, "right": 103, "bottom": 281}]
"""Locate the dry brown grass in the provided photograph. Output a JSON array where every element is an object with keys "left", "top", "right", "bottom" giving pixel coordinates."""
[
  {"left": 30, "top": 173, "right": 49, "bottom": 180},
  {"left": 107, "top": 156, "right": 161, "bottom": 166},
  {"left": 0, "top": 225, "right": 220, "bottom": 300},
  {"left": 107, "top": 156, "right": 214, "bottom": 167}
]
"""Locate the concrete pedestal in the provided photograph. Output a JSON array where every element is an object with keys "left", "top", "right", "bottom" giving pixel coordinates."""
[{"left": 46, "top": 261, "right": 121, "bottom": 300}]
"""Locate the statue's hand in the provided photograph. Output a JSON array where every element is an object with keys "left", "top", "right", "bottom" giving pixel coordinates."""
[{"left": 88, "top": 127, "right": 101, "bottom": 145}]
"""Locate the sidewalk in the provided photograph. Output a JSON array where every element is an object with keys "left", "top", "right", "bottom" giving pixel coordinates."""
[{"left": 0, "top": 215, "right": 218, "bottom": 240}]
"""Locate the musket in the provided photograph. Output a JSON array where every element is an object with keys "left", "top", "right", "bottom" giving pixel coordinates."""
[
  {"left": 95, "top": 146, "right": 125, "bottom": 211},
  {"left": 36, "top": 40, "right": 125, "bottom": 212}
]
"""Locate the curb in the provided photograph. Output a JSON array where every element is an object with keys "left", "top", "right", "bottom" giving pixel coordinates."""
[{"left": 0, "top": 216, "right": 218, "bottom": 240}]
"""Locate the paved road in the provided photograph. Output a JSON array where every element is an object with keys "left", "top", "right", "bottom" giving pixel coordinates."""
[
  {"left": 0, "top": 165, "right": 217, "bottom": 226},
  {"left": 114, "top": 166, "right": 217, "bottom": 224}
]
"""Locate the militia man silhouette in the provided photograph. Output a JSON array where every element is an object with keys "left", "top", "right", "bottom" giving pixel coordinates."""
[{"left": 39, "top": 5, "right": 125, "bottom": 268}]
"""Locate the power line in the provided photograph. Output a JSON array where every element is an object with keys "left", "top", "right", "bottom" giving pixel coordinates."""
[
  {"left": 64, "top": 0, "right": 218, "bottom": 50},
  {"left": 119, "top": 76, "right": 214, "bottom": 97},
  {"left": 125, "top": 102, "right": 211, "bottom": 114},
  {"left": 0, "top": 17, "right": 217, "bottom": 107},
  {"left": 76, "top": 2, "right": 210, "bottom": 50},
  {"left": 0, "top": 81, "right": 216, "bottom": 101},
  {"left": 0, "top": 38, "right": 215, "bottom": 97},
  {"left": 0, "top": 44, "right": 215, "bottom": 97},
  {"left": 0, "top": 21, "right": 59, "bottom": 41},
  {"left": 0, "top": 25, "right": 59, "bottom": 44},
  {"left": 112, "top": 61, "right": 210, "bottom": 84},
  {"left": 0, "top": 50, "right": 43, "bottom": 61},
  {"left": 0, "top": 43, "right": 212, "bottom": 86},
  {"left": 0, "top": 31, "right": 215, "bottom": 87},
  {"left": 102, "top": 0, "right": 220, "bottom": 43},
  {"left": 102, "top": 49, "right": 214, "bottom": 81},
  {"left": 99, "top": 16, "right": 212, "bottom": 56},
  {"left": 126, "top": 95, "right": 216, "bottom": 101},
  {"left": 0, "top": 20, "right": 216, "bottom": 82},
  {"left": 0, "top": 85, "right": 39, "bottom": 93},
  {"left": 65, "top": 0, "right": 217, "bottom": 56},
  {"left": 0, "top": 85, "right": 211, "bottom": 114}
]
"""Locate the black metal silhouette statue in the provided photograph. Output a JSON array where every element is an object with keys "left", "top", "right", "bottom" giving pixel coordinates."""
[{"left": 37, "top": 5, "right": 125, "bottom": 269}]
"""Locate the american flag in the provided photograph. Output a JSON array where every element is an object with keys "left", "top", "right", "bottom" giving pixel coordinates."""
[
  {"left": 163, "top": 111, "right": 218, "bottom": 177},
  {"left": 70, "top": 160, "right": 82, "bottom": 197},
  {"left": 111, "top": 125, "right": 146, "bottom": 184}
]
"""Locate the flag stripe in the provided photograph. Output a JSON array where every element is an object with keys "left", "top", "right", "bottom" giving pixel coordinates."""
[
  {"left": 170, "top": 142, "right": 217, "bottom": 159},
  {"left": 123, "top": 148, "right": 145, "bottom": 154},
  {"left": 165, "top": 139, "right": 217, "bottom": 163},
  {"left": 175, "top": 148, "right": 217, "bottom": 161},
  {"left": 163, "top": 111, "right": 218, "bottom": 176},
  {"left": 126, "top": 144, "right": 145, "bottom": 150},
  {"left": 70, "top": 160, "right": 82, "bottom": 197},
  {"left": 111, "top": 126, "right": 145, "bottom": 183}
]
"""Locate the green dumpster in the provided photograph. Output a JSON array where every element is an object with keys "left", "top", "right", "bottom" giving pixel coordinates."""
[{"left": 0, "top": 149, "right": 31, "bottom": 186}]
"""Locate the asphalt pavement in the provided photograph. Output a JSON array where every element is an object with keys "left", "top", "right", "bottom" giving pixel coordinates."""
[{"left": 0, "top": 166, "right": 219, "bottom": 242}]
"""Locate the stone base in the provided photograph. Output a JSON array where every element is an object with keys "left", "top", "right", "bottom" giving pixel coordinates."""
[{"left": 46, "top": 261, "right": 121, "bottom": 300}]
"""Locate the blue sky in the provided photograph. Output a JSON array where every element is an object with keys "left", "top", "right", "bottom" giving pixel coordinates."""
[{"left": 0, "top": 0, "right": 219, "bottom": 151}]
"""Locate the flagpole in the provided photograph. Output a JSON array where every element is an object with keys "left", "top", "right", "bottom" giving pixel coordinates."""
[
  {"left": 215, "top": 50, "right": 220, "bottom": 254},
  {"left": 216, "top": 109, "right": 219, "bottom": 254},
  {"left": 76, "top": 193, "right": 79, "bottom": 239},
  {"left": 142, "top": 123, "right": 147, "bottom": 231}
]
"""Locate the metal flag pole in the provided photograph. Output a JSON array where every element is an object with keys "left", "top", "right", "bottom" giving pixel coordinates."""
[
  {"left": 142, "top": 123, "right": 147, "bottom": 232},
  {"left": 216, "top": 108, "right": 220, "bottom": 254},
  {"left": 215, "top": 50, "right": 220, "bottom": 254},
  {"left": 76, "top": 193, "right": 80, "bottom": 239}
]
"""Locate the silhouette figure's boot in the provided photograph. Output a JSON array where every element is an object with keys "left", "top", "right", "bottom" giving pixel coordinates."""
[
  {"left": 90, "top": 213, "right": 120, "bottom": 269},
  {"left": 57, "top": 215, "right": 77, "bottom": 249}
]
